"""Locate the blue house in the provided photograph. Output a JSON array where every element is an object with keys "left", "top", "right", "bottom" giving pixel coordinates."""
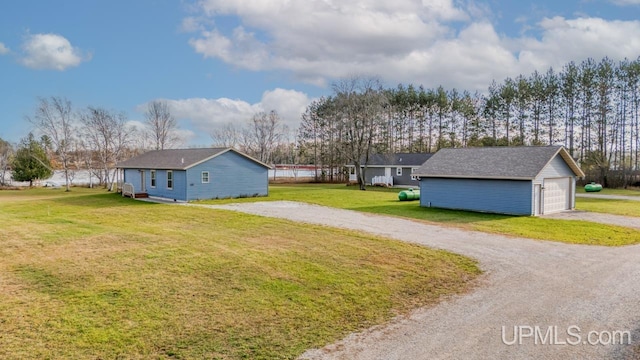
[
  {"left": 414, "top": 146, "right": 585, "bottom": 216},
  {"left": 117, "top": 148, "right": 270, "bottom": 201}
]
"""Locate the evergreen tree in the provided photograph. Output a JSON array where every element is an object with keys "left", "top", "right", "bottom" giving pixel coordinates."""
[{"left": 12, "top": 133, "right": 53, "bottom": 187}]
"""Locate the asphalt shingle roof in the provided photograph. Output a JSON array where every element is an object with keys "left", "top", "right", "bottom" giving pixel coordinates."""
[
  {"left": 117, "top": 148, "right": 269, "bottom": 170},
  {"left": 414, "top": 146, "right": 584, "bottom": 179},
  {"left": 365, "top": 153, "right": 433, "bottom": 166}
]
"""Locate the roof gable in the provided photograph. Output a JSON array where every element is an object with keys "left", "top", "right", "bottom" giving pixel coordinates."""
[
  {"left": 414, "top": 146, "right": 584, "bottom": 179},
  {"left": 117, "top": 148, "right": 270, "bottom": 170}
]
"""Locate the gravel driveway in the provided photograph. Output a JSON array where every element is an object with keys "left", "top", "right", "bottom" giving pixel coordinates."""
[{"left": 194, "top": 201, "right": 640, "bottom": 360}]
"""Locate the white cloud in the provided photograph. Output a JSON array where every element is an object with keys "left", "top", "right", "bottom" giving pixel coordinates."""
[
  {"left": 181, "top": 16, "right": 204, "bottom": 32},
  {"left": 390, "top": 22, "right": 520, "bottom": 90},
  {"left": 0, "top": 42, "right": 9, "bottom": 55},
  {"left": 20, "top": 33, "right": 89, "bottom": 70},
  {"left": 139, "top": 89, "right": 311, "bottom": 144},
  {"left": 259, "top": 88, "right": 311, "bottom": 129},
  {"left": 186, "top": 1, "right": 640, "bottom": 91},
  {"left": 188, "top": 0, "right": 456, "bottom": 84},
  {"left": 189, "top": 27, "right": 269, "bottom": 71},
  {"left": 516, "top": 17, "right": 640, "bottom": 72}
]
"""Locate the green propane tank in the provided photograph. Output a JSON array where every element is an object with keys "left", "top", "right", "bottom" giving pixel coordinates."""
[
  {"left": 584, "top": 182, "right": 603, "bottom": 192},
  {"left": 398, "top": 188, "right": 420, "bottom": 201}
]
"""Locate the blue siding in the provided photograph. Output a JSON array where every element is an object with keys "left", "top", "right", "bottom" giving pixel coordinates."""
[
  {"left": 185, "top": 151, "right": 268, "bottom": 200},
  {"left": 144, "top": 170, "right": 187, "bottom": 201},
  {"left": 364, "top": 167, "right": 386, "bottom": 184},
  {"left": 420, "top": 178, "right": 533, "bottom": 215},
  {"left": 122, "top": 150, "right": 268, "bottom": 201},
  {"left": 123, "top": 169, "right": 142, "bottom": 191},
  {"left": 394, "top": 167, "right": 420, "bottom": 186}
]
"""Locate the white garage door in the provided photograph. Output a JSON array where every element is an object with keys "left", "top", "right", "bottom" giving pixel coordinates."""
[{"left": 543, "top": 178, "right": 570, "bottom": 214}]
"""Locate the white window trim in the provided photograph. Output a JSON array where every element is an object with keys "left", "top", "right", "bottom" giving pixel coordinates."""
[
  {"left": 411, "top": 168, "right": 419, "bottom": 181},
  {"left": 202, "top": 171, "right": 210, "bottom": 184},
  {"left": 150, "top": 170, "right": 156, "bottom": 188},
  {"left": 396, "top": 167, "right": 403, "bottom": 176},
  {"left": 167, "top": 170, "right": 173, "bottom": 190}
]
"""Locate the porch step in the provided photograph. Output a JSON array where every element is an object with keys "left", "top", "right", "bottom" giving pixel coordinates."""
[{"left": 134, "top": 193, "right": 149, "bottom": 198}]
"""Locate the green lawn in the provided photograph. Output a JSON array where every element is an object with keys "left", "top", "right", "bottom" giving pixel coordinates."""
[
  {"left": 0, "top": 188, "right": 479, "bottom": 359},
  {"left": 201, "top": 184, "right": 640, "bottom": 246},
  {"left": 576, "top": 197, "right": 640, "bottom": 217},
  {"left": 576, "top": 186, "right": 640, "bottom": 196}
]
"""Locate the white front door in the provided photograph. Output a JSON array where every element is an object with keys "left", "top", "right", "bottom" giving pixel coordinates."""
[
  {"left": 349, "top": 166, "right": 357, "bottom": 182},
  {"left": 385, "top": 167, "right": 391, "bottom": 177},
  {"left": 543, "top": 178, "right": 570, "bottom": 214},
  {"left": 140, "top": 171, "right": 146, "bottom": 193}
]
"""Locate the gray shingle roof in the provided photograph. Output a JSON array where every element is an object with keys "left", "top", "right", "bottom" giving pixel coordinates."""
[
  {"left": 414, "top": 146, "right": 584, "bottom": 179},
  {"left": 117, "top": 148, "right": 270, "bottom": 170},
  {"left": 364, "top": 153, "right": 433, "bottom": 166}
]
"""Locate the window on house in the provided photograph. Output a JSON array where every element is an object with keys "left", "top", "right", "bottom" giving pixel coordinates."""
[
  {"left": 202, "top": 171, "right": 209, "bottom": 183},
  {"left": 396, "top": 167, "right": 402, "bottom": 176},
  {"left": 150, "top": 170, "right": 156, "bottom": 188},
  {"left": 167, "top": 170, "right": 173, "bottom": 189},
  {"left": 411, "top": 168, "right": 418, "bottom": 181}
]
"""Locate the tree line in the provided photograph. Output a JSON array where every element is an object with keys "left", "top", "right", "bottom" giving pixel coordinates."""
[
  {"left": 4, "top": 56, "right": 640, "bottom": 189},
  {"left": 0, "top": 97, "right": 180, "bottom": 190},
  {"left": 298, "top": 57, "right": 640, "bottom": 187}
]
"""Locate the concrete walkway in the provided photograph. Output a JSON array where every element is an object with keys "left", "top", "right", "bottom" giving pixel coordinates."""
[{"left": 195, "top": 201, "right": 640, "bottom": 360}]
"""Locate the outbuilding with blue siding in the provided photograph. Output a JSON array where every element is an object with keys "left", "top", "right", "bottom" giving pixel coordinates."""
[
  {"left": 414, "top": 146, "right": 585, "bottom": 216},
  {"left": 117, "top": 148, "right": 270, "bottom": 201}
]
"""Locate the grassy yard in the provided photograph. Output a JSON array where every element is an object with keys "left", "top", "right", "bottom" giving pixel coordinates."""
[
  {"left": 0, "top": 188, "right": 479, "bottom": 359},
  {"left": 576, "top": 186, "right": 640, "bottom": 196},
  {"left": 576, "top": 197, "right": 640, "bottom": 217},
  {"left": 203, "top": 184, "right": 640, "bottom": 246}
]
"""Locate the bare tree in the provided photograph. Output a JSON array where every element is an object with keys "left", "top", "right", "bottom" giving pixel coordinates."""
[
  {"left": 29, "top": 96, "right": 75, "bottom": 191},
  {"left": 211, "top": 122, "right": 241, "bottom": 148},
  {"left": 333, "top": 76, "right": 388, "bottom": 190},
  {"left": 76, "top": 139, "right": 95, "bottom": 188},
  {"left": 80, "top": 107, "right": 135, "bottom": 190},
  {"left": 144, "top": 100, "right": 179, "bottom": 150},
  {"left": 0, "top": 138, "right": 13, "bottom": 185},
  {"left": 242, "top": 110, "right": 284, "bottom": 163}
]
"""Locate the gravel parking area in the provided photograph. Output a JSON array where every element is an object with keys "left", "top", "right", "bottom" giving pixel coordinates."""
[{"left": 197, "top": 201, "right": 640, "bottom": 360}]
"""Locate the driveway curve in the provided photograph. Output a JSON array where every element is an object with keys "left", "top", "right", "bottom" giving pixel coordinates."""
[{"left": 195, "top": 201, "right": 640, "bottom": 360}]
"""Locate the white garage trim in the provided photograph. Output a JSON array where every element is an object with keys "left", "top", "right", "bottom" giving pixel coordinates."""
[{"left": 543, "top": 177, "right": 571, "bottom": 214}]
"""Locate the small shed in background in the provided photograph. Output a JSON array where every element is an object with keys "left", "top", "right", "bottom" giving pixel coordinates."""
[
  {"left": 117, "top": 148, "right": 270, "bottom": 201},
  {"left": 414, "top": 146, "right": 584, "bottom": 216}
]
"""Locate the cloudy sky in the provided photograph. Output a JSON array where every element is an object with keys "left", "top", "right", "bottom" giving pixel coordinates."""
[{"left": 1, "top": 0, "right": 639, "bottom": 146}]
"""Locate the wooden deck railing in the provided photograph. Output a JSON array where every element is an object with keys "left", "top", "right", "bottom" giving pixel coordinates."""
[
  {"left": 122, "top": 183, "right": 135, "bottom": 198},
  {"left": 371, "top": 175, "right": 393, "bottom": 187}
]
